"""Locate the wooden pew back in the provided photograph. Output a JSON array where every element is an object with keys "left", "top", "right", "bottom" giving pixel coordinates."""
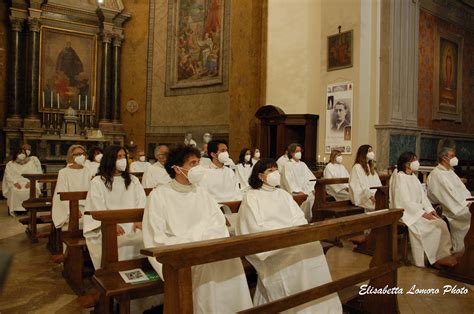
[
  {"left": 142, "top": 209, "right": 403, "bottom": 314},
  {"left": 59, "top": 191, "right": 88, "bottom": 238}
]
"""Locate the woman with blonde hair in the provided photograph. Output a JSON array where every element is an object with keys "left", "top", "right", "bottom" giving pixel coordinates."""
[
  {"left": 52, "top": 144, "right": 94, "bottom": 231},
  {"left": 323, "top": 150, "right": 350, "bottom": 201}
]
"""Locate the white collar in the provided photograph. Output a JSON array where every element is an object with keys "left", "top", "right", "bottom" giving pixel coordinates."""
[{"left": 170, "top": 179, "right": 195, "bottom": 193}]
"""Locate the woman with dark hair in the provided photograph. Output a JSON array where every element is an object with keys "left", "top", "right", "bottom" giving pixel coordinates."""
[
  {"left": 83, "top": 145, "right": 146, "bottom": 270},
  {"left": 143, "top": 145, "right": 252, "bottom": 313},
  {"left": 251, "top": 148, "right": 261, "bottom": 165},
  {"left": 323, "top": 149, "right": 350, "bottom": 201},
  {"left": 390, "top": 152, "right": 454, "bottom": 267},
  {"left": 2, "top": 148, "right": 41, "bottom": 216},
  {"left": 236, "top": 148, "right": 253, "bottom": 190},
  {"left": 84, "top": 146, "right": 103, "bottom": 176},
  {"left": 349, "top": 144, "right": 381, "bottom": 211},
  {"left": 236, "top": 158, "right": 342, "bottom": 312}
]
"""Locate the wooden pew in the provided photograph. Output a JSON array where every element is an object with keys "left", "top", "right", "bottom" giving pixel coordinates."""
[
  {"left": 85, "top": 208, "right": 164, "bottom": 314},
  {"left": 142, "top": 209, "right": 403, "bottom": 314},
  {"left": 440, "top": 201, "right": 474, "bottom": 284},
  {"left": 311, "top": 178, "right": 364, "bottom": 222}
]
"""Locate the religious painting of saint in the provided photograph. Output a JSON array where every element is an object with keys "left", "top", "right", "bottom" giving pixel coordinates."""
[
  {"left": 327, "top": 30, "right": 353, "bottom": 71},
  {"left": 432, "top": 30, "right": 463, "bottom": 122},
  {"left": 166, "top": 0, "right": 230, "bottom": 95},
  {"left": 39, "top": 27, "right": 97, "bottom": 112}
]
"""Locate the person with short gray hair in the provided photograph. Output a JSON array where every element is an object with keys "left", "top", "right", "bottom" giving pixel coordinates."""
[
  {"left": 427, "top": 147, "right": 472, "bottom": 253},
  {"left": 142, "top": 145, "right": 172, "bottom": 189}
]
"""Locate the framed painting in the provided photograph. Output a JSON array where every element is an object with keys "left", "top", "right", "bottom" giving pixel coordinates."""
[
  {"left": 165, "top": 0, "right": 230, "bottom": 96},
  {"left": 327, "top": 30, "right": 353, "bottom": 71},
  {"left": 39, "top": 27, "right": 97, "bottom": 113},
  {"left": 433, "top": 29, "right": 463, "bottom": 122}
]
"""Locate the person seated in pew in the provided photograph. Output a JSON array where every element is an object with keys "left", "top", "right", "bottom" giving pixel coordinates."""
[
  {"left": 236, "top": 158, "right": 342, "bottom": 313},
  {"left": 52, "top": 145, "right": 94, "bottom": 233},
  {"left": 349, "top": 144, "right": 381, "bottom": 212},
  {"left": 142, "top": 145, "right": 171, "bottom": 189},
  {"left": 199, "top": 140, "right": 242, "bottom": 202},
  {"left": 427, "top": 147, "right": 472, "bottom": 253},
  {"left": 390, "top": 152, "right": 456, "bottom": 267},
  {"left": 276, "top": 148, "right": 289, "bottom": 173},
  {"left": 281, "top": 143, "right": 316, "bottom": 221},
  {"left": 22, "top": 143, "right": 43, "bottom": 174},
  {"left": 236, "top": 148, "right": 253, "bottom": 190},
  {"left": 2, "top": 148, "right": 41, "bottom": 216},
  {"left": 130, "top": 150, "right": 152, "bottom": 173},
  {"left": 83, "top": 145, "right": 146, "bottom": 270},
  {"left": 84, "top": 146, "right": 103, "bottom": 176},
  {"left": 142, "top": 145, "right": 252, "bottom": 313},
  {"left": 251, "top": 148, "right": 261, "bottom": 165},
  {"left": 323, "top": 149, "right": 350, "bottom": 201}
]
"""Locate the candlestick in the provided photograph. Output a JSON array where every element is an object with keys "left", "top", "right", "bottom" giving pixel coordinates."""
[
  {"left": 79, "top": 95, "right": 81, "bottom": 111},
  {"left": 92, "top": 96, "right": 95, "bottom": 112},
  {"left": 50, "top": 91, "right": 53, "bottom": 108},
  {"left": 57, "top": 93, "right": 60, "bottom": 109},
  {"left": 323, "top": 157, "right": 326, "bottom": 163},
  {"left": 318, "top": 155, "right": 321, "bottom": 162},
  {"left": 85, "top": 95, "right": 88, "bottom": 111},
  {"left": 42, "top": 91, "right": 45, "bottom": 109}
]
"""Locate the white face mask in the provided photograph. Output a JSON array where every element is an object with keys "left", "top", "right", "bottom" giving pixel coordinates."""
[
  {"left": 244, "top": 154, "right": 251, "bottom": 162},
  {"left": 294, "top": 152, "right": 302, "bottom": 160},
  {"left": 366, "top": 151, "right": 375, "bottom": 161},
  {"left": 139, "top": 156, "right": 146, "bottom": 162},
  {"left": 17, "top": 153, "right": 26, "bottom": 161},
  {"left": 449, "top": 156, "right": 459, "bottom": 167},
  {"left": 335, "top": 155, "right": 343, "bottom": 164},
  {"left": 25, "top": 150, "right": 31, "bottom": 156},
  {"left": 217, "top": 151, "right": 230, "bottom": 164},
  {"left": 116, "top": 158, "right": 127, "bottom": 172},
  {"left": 185, "top": 165, "right": 207, "bottom": 184},
  {"left": 254, "top": 152, "right": 260, "bottom": 159},
  {"left": 265, "top": 171, "right": 281, "bottom": 187},
  {"left": 409, "top": 160, "right": 420, "bottom": 172},
  {"left": 74, "top": 155, "right": 86, "bottom": 166},
  {"left": 95, "top": 153, "right": 103, "bottom": 163}
]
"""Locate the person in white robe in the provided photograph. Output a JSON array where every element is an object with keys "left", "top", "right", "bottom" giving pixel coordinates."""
[
  {"left": 199, "top": 140, "right": 242, "bottom": 202},
  {"left": 276, "top": 150, "right": 289, "bottom": 173},
  {"left": 236, "top": 148, "right": 253, "bottom": 190},
  {"left": 142, "top": 145, "right": 171, "bottom": 189},
  {"left": 142, "top": 145, "right": 252, "bottom": 313},
  {"left": 83, "top": 145, "right": 146, "bottom": 270},
  {"left": 2, "top": 149, "right": 41, "bottom": 216},
  {"left": 251, "top": 148, "right": 261, "bottom": 165},
  {"left": 52, "top": 145, "right": 93, "bottom": 231},
  {"left": 281, "top": 143, "right": 316, "bottom": 221},
  {"left": 390, "top": 152, "right": 454, "bottom": 267},
  {"left": 323, "top": 150, "right": 350, "bottom": 201},
  {"left": 236, "top": 158, "right": 342, "bottom": 313},
  {"left": 427, "top": 147, "right": 472, "bottom": 253},
  {"left": 130, "top": 150, "right": 152, "bottom": 173},
  {"left": 349, "top": 145, "right": 381, "bottom": 211},
  {"left": 22, "top": 143, "right": 43, "bottom": 174},
  {"left": 84, "top": 146, "right": 103, "bottom": 176}
]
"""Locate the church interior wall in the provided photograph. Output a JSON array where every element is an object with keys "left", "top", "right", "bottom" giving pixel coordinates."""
[{"left": 0, "top": 3, "right": 8, "bottom": 157}]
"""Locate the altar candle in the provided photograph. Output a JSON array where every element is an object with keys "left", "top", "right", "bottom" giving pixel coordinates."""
[
  {"left": 92, "top": 96, "right": 95, "bottom": 111},
  {"left": 85, "top": 95, "right": 88, "bottom": 111},
  {"left": 323, "top": 157, "right": 326, "bottom": 163},
  {"left": 57, "top": 93, "right": 60, "bottom": 109},
  {"left": 50, "top": 91, "right": 53, "bottom": 108},
  {"left": 42, "top": 91, "right": 45, "bottom": 109},
  {"left": 318, "top": 155, "right": 321, "bottom": 162},
  {"left": 79, "top": 95, "right": 81, "bottom": 111}
]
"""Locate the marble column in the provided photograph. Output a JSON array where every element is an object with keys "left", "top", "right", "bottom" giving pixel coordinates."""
[
  {"left": 24, "top": 16, "right": 41, "bottom": 128},
  {"left": 111, "top": 34, "right": 123, "bottom": 123},
  {"left": 99, "top": 31, "right": 113, "bottom": 122},
  {"left": 6, "top": 17, "right": 24, "bottom": 127}
]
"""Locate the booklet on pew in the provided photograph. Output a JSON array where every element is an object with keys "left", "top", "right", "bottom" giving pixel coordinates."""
[{"left": 119, "top": 268, "right": 159, "bottom": 284}]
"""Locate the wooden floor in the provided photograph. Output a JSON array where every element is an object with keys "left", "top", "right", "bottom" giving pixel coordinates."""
[{"left": 0, "top": 199, "right": 473, "bottom": 313}]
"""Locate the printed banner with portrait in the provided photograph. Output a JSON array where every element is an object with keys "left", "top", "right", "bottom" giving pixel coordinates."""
[{"left": 325, "top": 82, "right": 353, "bottom": 155}]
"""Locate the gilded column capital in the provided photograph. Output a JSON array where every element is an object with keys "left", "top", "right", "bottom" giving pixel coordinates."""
[
  {"left": 27, "top": 17, "right": 41, "bottom": 32},
  {"left": 113, "top": 34, "right": 124, "bottom": 47},
  {"left": 102, "top": 31, "right": 114, "bottom": 44},
  {"left": 10, "top": 17, "right": 24, "bottom": 32}
]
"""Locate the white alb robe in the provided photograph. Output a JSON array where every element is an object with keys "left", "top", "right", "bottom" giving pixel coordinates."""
[
  {"left": 236, "top": 186, "right": 342, "bottom": 313},
  {"left": 349, "top": 164, "right": 381, "bottom": 211},
  {"left": 199, "top": 157, "right": 212, "bottom": 168},
  {"left": 142, "top": 180, "right": 252, "bottom": 313},
  {"left": 236, "top": 163, "right": 253, "bottom": 190},
  {"left": 390, "top": 171, "right": 452, "bottom": 266},
  {"left": 199, "top": 163, "right": 242, "bottom": 202},
  {"left": 52, "top": 166, "right": 93, "bottom": 230},
  {"left": 276, "top": 154, "right": 289, "bottom": 173},
  {"left": 130, "top": 161, "right": 151, "bottom": 173},
  {"left": 141, "top": 162, "right": 171, "bottom": 189},
  {"left": 323, "top": 163, "right": 350, "bottom": 201},
  {"left": 29, "top": 155, "right": 43, "bottom": 174},
  {"left": 2, "top": 159, "right": 41, "bottom": 215},
  {"left": 84, "top": 160, "right": 100, "bottom": 176},
  {"left": 83, "top": 175, "right": 146, "bottom": 269},
  {"left": 427, "top": 164, "right": 472, "bottom": 252},
  {"left": 282, "top": 159, "right": 316, "bottom": 221}
]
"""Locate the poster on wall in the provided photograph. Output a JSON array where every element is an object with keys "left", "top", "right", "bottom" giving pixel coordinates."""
[{"left": 325, "top": 82, "right": 353, "bottom": 155}]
